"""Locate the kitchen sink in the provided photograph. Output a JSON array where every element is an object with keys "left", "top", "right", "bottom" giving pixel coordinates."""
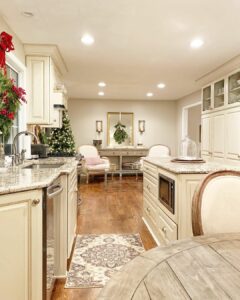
[{"left": 23, "top": 163, "right": 64, "bottom": 169}]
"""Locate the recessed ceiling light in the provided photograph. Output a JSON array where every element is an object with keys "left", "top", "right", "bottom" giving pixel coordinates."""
[
  {"left": 98, "top": 91, "right": 104, "bottom": 96},
  {"left": 22, "top": 11, "right": 34, "bottom": 17},
  {"left": 190, "top": 38, "right": 204, "bottom": 49},
  {"left": 146, "top": 92, "right": 153, "bottom": 97},
  {"left": 157, "top": 83, "right": 166, "bottom": 89},
  {"left": 98, "top": 82, "right": 106, "bottom": 87},
  {"left": 81, "top": 34, "right": 95, "bottom": 45}
]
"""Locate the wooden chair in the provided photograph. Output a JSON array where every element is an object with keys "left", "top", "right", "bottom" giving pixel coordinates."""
[
  {"left": 78, "top": 145, "right": 110, "bottom": 183},
  {"left": 192, "top": 170, "right": 240, "bottom": 236}
]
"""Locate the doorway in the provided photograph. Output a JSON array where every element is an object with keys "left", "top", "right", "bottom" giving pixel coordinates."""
[{"left": 182, "top": 102, "right": 201, "bottom": 143}]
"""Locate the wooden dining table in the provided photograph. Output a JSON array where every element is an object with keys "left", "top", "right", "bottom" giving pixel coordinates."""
[{"left": 98, "top": 233, "right": 240, "bottom": 299}]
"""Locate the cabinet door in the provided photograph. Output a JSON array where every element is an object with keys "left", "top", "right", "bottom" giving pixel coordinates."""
[
  {"left": 26, "top": 56, "right": 50, "bottom": 124},
  {"left": 225, "top": 108, "right": 240, "bottom": 161},
  {"left": 0, "top": 190, "right": 42, "bottom": 300},
  {"left": 212, "top": 112, "right": 225, "bottom": 159},
  {"left": 201, "top": 116, "right": 212, "bottom": 158}
]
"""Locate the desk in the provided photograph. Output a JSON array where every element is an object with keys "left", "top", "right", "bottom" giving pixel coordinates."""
[
  {"left": 99, "top": 147, "right": 148, "bottom": 172},
  {"left": 98, "top": 233, "right": 240, "bottom": 299}
]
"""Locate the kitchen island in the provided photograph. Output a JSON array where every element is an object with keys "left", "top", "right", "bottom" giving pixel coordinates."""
[
  {"left": 143, "top": 157, "right": 240, "bottom": 245},
  {"left": 0, "top": 157, "right": 78, "bottom": 300}
]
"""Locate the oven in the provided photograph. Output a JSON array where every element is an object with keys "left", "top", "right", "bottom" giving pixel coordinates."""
[
  {"left": 158, "top": 174, "right": 175, "bottom": 214},
  {"left": 42, "top": 179, "right": 63, "bottom": 300}
]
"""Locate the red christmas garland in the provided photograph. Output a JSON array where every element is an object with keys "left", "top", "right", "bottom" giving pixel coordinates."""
[{"left": 0, "top": 31, "right": 14, "bottom": 74}]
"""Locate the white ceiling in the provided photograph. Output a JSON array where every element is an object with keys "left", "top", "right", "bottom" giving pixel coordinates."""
[{"left": 1, "top": 0, "right": 240, "bottom": 100}]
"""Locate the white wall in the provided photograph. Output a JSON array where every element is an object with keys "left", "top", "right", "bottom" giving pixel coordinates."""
[
  {"left": 188, "top": 104, "right": 201, "bottom": 143},
  {"left": 176, "top": 90, "right": 201, "bottom": 153},
  {"left": 68, "top": 99, "right": 177, "bottom": 155}
]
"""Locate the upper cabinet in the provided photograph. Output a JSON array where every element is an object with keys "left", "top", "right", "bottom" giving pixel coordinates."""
[
  {"left": 202, "top": 69, "right": 240, "bottom": 114},
  {"left": 25, "top": 45, "right": 68, "bottom": 127},
  {"left": 228, "top": 70, "right": 240, "bottom": 105}
]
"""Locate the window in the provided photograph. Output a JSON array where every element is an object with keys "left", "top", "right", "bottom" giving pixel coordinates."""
[{"left": 5, "top": 65, "right": 20, "bottom": 154}]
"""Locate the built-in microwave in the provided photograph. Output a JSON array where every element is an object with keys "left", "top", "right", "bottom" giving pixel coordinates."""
[{"left": 158, "top": 174, "right": 175, "bottom": 214}]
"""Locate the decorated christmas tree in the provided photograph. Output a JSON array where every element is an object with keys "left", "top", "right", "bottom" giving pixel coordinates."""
[{"left": 48, "top": 111, "right": 76, "bottom": 156}]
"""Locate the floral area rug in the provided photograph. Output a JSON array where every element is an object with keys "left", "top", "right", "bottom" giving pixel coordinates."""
[{"left": 65, "top": 233, "right": 145, "bottom": 288}]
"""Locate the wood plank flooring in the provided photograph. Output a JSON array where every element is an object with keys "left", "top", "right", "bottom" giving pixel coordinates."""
[{"left": 52, "top": 176, "right": 156, "bottom": 300}]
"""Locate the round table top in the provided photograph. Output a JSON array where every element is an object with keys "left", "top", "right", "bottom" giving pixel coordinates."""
[{"left": 98, "top": 233, "right": 240, "bottom": 299}]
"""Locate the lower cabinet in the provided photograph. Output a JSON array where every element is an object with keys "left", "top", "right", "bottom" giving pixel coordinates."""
[
  {"left": 0, "top": 190, "right": 42, "bottom": 300},
  {"left": 55, "top": 168, "right": 78, "bottom": 277},
  {"left": 143, "top": 162, "right": 205, "bottom": 245}
]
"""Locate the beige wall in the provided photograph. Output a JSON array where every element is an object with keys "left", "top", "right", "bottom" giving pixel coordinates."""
[
  {"left": 68, "top": 99, "right": 177, "bottom": 155},
  {"left": 176, "top": 90, "right": 201, "bottom": 153},
  {"left": 0, "top": 16, "right": 25, "bottom": 65}
]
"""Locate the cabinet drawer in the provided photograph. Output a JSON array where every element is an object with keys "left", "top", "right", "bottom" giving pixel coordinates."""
[
  {"left": 155, "top": 206, "right": 177, "bottom": 243},
  {"left": 144, "top": 175, "right": 158, "bottom": 200},
  {"left": 143, "top": 162, "right": 158, "bottom": 179}
]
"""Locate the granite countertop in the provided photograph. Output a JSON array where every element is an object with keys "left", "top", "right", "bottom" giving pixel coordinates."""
[
  {"left": 0, "top": 157, "right": 79, "bottom": 195},
  {"left": 144, "top": 157, "right": 240, "bottom": 174}
]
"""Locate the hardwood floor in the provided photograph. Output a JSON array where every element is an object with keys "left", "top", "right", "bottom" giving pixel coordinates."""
[{"left": 52, "top": 176, "right": 156, "bottom": 300}]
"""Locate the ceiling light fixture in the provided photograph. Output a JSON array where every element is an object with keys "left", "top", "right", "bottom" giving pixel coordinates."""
[
  {"left": 146, "top": 92, "right": 153, "bottom": 97},
  {"left": 98, "top": 82, "right": 106, "bottom": 87},
  {"left": 98, "top": 91, "right": 104, "bottom": 96},
  {"left": 157, "top": 83, "right": 166, "bottom": 89},
  {"left": 81, "top": 34, "right": 95, "bottom": 45},
  {"left": 190, "top": 38, "right": 204, "bottom": 49},
  {"left": 22, "top": 11, "right": 34, "bottom": 17}
]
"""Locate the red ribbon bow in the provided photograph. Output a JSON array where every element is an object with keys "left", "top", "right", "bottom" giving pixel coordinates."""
[{"left": 0, "top": 31, "right": 14, "bottom": 74}]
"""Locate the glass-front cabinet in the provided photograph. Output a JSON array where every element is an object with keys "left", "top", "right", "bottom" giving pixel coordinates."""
[
  {"left": 228, "top": 71, "right": 240, "bottom": 105},
  {"left": 202, "top": 85, "right": 212, "bottom": 111},
  {"left": 214, "top": 79, "right": 225, "bottom": 109}
]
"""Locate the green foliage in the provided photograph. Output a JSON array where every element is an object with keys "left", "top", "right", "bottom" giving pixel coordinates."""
[
  {"left": 113, "top": 122, "right": 128, "bottom": 144},
  {"left": 48, "top": 111, "right": 76, "bottom": 155},
  {"left": 0, "top": 72, "right": 26, "bottom": 140}
]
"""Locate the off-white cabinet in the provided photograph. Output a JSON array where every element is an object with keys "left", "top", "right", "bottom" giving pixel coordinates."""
[
  {"left": 0, "top": 190, "right": 42, "bottom": 300},
  {"left": 142, "top": 161, "right": 205, "bottom": 245},
  {"left": 202, "top": 112, "right": 225, "bottom": 161},
  {"left": 26, "top": 55, "right": 67, "bottom": 127},
  {"left": 225, "top": 108, "right": 240, "bottom": 161},
  {"left": 26, "top": 56, "right": 51, "bottom": 124},
  {"left": 67, "top": 167, "right": 78, "bottom": 258}
]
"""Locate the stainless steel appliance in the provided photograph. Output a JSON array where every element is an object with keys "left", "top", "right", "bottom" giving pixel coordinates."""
[
  {"left": 43, "top": 179, "right": 63, "bottom": 300},
  {"left": 158, "top": 174, "right": 175, "bottom": 214}
]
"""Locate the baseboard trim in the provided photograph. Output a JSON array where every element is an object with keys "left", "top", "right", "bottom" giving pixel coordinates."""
[{"left": 142, "top": 216, "right": 161, "bottom": 246}]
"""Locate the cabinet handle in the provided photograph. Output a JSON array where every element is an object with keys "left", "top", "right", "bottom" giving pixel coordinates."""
[
  {"left": 32, "top": 199, "right": 40, "bottom": 206},
  {"left": 209, "top": 151, "right": 213, "bottom": 155},
  {"left": 147, "top": 184, "right": 150, "bottom": 191},
  {"left": 147, "top": 207, "right": 150, "bottom": 213},
  {"left": 162, "top": 226, "right": 167, "bottom": 234}
]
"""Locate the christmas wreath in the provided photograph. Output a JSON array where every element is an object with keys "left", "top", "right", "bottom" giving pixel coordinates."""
[{"left": 113, "top": 122, "right": 128, "bottom": 144}]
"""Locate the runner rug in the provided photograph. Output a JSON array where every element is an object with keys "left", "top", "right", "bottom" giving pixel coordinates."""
[{"left": 65, "top": 233, "right": 145, "bottom": 288}]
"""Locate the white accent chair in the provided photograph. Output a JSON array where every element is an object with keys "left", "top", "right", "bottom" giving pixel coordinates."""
[
  {"left": 78, "top": 145, "right": 110, "bottom": 184},
  {"left": 192, "top": 170, "right": 240, "bottom": 236},
  {"left": 140, "top": 144, "right": 171, "bottom": 170}
]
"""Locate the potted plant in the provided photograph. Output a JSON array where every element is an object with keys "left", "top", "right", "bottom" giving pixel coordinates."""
[{"left": 113, "top": 121, "right": 128, "bottom": 144}]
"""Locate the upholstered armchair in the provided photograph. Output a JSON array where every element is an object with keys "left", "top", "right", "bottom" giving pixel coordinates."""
[
  {"left": 139, "top": 144, "right": 171, "bottom": 170},
  {"left": 78, "top": 145, "right": 110, "bottom": 183}
]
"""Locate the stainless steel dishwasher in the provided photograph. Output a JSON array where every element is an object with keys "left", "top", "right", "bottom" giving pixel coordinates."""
[{"left": 42, "top": 178, "right": 63, "bottom": 300}]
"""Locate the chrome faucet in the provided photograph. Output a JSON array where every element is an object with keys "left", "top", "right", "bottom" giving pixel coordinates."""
[{"left": 12, "top": 130, "right": 39, "bottom": 165}]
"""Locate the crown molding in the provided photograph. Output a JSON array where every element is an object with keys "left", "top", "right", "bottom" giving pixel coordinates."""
[
  {"left": 196, "top": 54, "right": 240, "bottom": 86},
  {"left": 24, "top": 44, "right": 68, "bottom": 75}
]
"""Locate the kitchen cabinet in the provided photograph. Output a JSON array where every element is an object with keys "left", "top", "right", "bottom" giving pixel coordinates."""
[
  {"left": 0, "top": 189, "right": 42, "bottom": 300},
  {"left": 142, "top": 161, "right": 205, "bottom": 245},
  {"left": 55, "top": 167, "right": 77, "bottom": 277},
  {"left": 225, "top": 108, "right": 240, "bottom": 161},
  {"left": 25, "top": 45, "right": 68, "bottom": 127},
  {"left": 67, "top": 167, "right": 78, "bottom": 258},
  {"left": 201, "top": 67, "right": 240, "bottom": 165}
]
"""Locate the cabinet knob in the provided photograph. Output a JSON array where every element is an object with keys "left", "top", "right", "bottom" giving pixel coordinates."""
[
  {"left": 147, "top": 184, "right": 150, "bottom": 191},
  {"left": 162, "top": 226, "right": 167, "bottom": 234},
  {"left": 238, "top": 154, "right": 240, "bottom": 159},
  {"left": 147, "top": 207, "right": 150, "bottom": 213},
  {"left": 32, "top": 199, "right": 40, "bottom": 206}
]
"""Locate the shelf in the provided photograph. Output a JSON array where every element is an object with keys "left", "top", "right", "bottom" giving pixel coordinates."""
[{"left": 229, "top": 86, "right": 240, "bottom": 93}]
